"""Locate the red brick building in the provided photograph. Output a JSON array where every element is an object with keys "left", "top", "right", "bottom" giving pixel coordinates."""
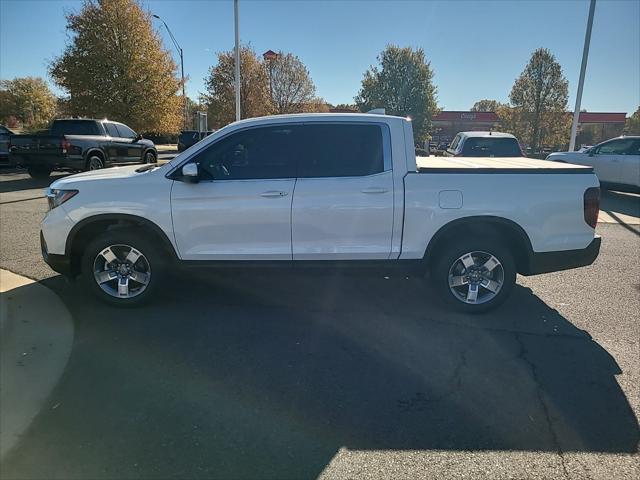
[{"left": 431, "top": 110, "right": 627, "bottom": 146}]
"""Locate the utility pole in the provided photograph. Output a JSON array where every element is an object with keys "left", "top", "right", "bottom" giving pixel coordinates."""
[
  {"left": 569, "top": 0, "right": 596, "bottom": 152},
  {"left": 153, "top": 14, "right": 187, "bottom": 129},
  {"left": 234, "top": 0, "right": 241, "bottom": 122}
]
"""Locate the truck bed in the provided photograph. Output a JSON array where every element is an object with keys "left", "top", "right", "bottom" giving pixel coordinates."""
[{"left": 416, "top": 156, "right": 593, "bottom": 174}]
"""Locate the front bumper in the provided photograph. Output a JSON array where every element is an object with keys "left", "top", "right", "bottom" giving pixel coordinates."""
[
  {"left": 523, "top": 236, "right": 601, "bottom": 275},
  {"left": 41, "top": 231, "right": 72, "bottom": 277}
]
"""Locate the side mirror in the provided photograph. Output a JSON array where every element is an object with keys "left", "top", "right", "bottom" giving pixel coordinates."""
[
  {"left": 181, "top": 163, "right": 199, "bottom": 183},
  {"left": 588, "top": 149, "right": 595, "bottom": 157},
  {"left": 133, "top": 133, "right": 143, "bottom": 142}
]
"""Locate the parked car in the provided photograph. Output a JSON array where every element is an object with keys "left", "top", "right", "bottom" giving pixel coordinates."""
[
  {"left": 178, "top": 130, "right": 214, "bottom": 152},
  {"left": 10, "top": 118, "right": 157, "bottom": 179},
  {"left": 445, "top": 131, "right": 524, "bottom": 157},
  {"left": 546, "top": 136, "right": 640, "bottom": 193},
  {"left": 40, "top": 113, "right": 600, "bottom": 313},
  {"left": 0, "top": 125, "right": 15, "bottom": 166}
]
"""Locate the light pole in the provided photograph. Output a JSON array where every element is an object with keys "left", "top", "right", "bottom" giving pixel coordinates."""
[
  {"left": 234, "top": 0, "right": 241, "bottom": 122},
  {"left": 153, "top": 14, "right": 187, "bottom": 129},
  {"left": 569, "top": 0, "right": 596, "bottom": 151}
]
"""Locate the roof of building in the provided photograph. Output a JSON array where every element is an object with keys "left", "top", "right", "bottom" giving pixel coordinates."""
[{"left": 433, "top": 110, "right": 627, "bottom": 124}]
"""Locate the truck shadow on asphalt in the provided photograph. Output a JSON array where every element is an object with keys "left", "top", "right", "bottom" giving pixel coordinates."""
[
  {"left": 0, "top": 169, "right": 68, "bottom": 193},
  {"left": 3, "top": 272, "right": 639, "bottom": 479}
]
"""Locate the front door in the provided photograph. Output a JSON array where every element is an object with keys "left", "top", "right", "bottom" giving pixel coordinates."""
[
  {"left": 114, "top": 123, "right": 143, "bottom": 162},
  {"left": 291, "top": 123, "right": 394, "bottom": 260},
  {"left": 171, "top": 124, "right": 300, "bottom": 260},
  {"left": 590, "top": 138, "right": 636, "bottom": 184}
]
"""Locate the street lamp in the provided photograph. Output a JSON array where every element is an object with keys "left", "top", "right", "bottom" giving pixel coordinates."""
[{"left": 152, "top": 14, "right": 187, "bottom": 129}]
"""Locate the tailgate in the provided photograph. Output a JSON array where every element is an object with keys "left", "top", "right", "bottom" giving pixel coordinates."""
[{"left": 10, "top": 135, "right": 63, "bottom": 156}]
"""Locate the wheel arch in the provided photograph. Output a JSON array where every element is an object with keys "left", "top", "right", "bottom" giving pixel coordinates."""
[
  {"left": 423, "top": 216, "right": 534, "bottom": 274},
  {"left": 84, "top": 148, "right": 108, "bottom": 166},
  {"left": 66, "top": 213, "right": 178, "bottom": 277}
]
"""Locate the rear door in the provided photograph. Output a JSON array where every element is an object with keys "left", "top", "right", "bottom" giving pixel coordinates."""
[{"left": 291, "top": 122, "right": 394, "bottom": 260}]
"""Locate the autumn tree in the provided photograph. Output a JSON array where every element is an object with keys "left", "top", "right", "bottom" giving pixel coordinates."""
[
  {"left": 624, "top": 107, "right": 640, "bottom": 135},
  {"left": 0, "top": 77, "right": 57, "bottom": 129},
  {"left": 49, "top": 0, "right": 182, "bottom": 134},
  {"left": 203, "top": 46, "right": 272, "bottom": 128},
  {"left": 471, "top": 99, "right": 505, "bottom": 112},
  {"left": 355, "top": 45, "right": 438, "bottom": 141},
  {"left": 508, "top": 48, "right": 570, "bottom": 150},
  {"left": 265, "top": 52, "right": 318, "bottom": 114},
  {"left": 332, "top": 103, "right": 360, "bottom": 112}
]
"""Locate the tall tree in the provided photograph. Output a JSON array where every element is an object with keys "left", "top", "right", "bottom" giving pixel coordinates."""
[
  {"left": 624, "top": 107, "right": 640, "bottom": 135},
  {"left": 49, "top": 0, "right": 182, "bottom": 134},
  {"left": 203, "top": 46, "right": 271, "bottom": 128},
  {"left": 0, "top": 77, "right": 57, "bottom": 129},
  {"left": 471, "top": 99, "right": 505, "bottom": 112},
  {"left": 509, "top": 48, "right": 570, "bottom": 150},
  {"left": 355, "top": 45, "right": 438, "bottom": 141},
  {"left": 266, "top": 52, "right": 317, "bottom": 114}
]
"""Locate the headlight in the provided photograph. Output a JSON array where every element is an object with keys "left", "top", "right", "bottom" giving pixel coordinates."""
[{"left": 46, "top": 188, "right": 78, "bottom": 210}]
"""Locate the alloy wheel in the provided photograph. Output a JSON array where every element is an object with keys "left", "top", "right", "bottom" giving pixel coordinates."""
[
  {"left": 93, "top": 244, "right": 151, "bottom": 299},
  {"left": 447, "top": 250, "right": 504, "bottom": 304},
  {"left": 88, "top": 156, "right": 104, "bottom": 170}
]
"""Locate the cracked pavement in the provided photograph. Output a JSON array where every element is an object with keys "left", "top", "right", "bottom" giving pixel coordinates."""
[{"left": 0, "top": 170, "right": 638, "bottom": 479}]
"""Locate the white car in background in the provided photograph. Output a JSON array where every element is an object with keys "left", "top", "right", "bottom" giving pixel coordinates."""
[{"left": 547, "top": 136, "right": 640, "bottom": 193}]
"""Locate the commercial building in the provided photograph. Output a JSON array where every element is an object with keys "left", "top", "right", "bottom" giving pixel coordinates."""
[{"left": 430, "top": 110, "right": 627, "bottom": 147}]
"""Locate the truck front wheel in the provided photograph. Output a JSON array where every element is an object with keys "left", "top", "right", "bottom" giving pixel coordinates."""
[
  {"left": 27, "top": 165, "right": 52, "bottom": 179},
  {"left": 81, "top": 230, "right": 165, "bottom": 307},
  {"left": 432, "top": 238, "right": 516, "bottom": 313}
]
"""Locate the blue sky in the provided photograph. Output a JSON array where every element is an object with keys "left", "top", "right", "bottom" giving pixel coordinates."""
[{"left": 1, "top": 0, "right": 638, "bottom": 113}]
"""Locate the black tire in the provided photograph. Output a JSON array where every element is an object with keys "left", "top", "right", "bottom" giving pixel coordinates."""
[
  {"left": 81, "top": 229, "right": 166, "bottom": 307},
  {"left": 144, "top": 150, "right": 157, "bottom": 164},
  {"left": 85, "top": 153, "right": 105, "bottom": 171},
  {"left": 431, "top": 237, "right": 516, "bottom": 313},
  {"left": 27, "top": 165, "right": 52, "bottom": 179}
]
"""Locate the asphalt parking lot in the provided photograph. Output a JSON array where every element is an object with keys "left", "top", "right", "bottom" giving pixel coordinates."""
[{"left": 0, "top": 167, "right": 638, "bottom": 479}]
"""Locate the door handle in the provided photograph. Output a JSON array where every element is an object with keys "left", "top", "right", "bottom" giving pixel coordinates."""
[
  {"left": 260, "top": 190, "right": 288, "bottom": 198},
  {"left": 361, "top": 187, "right": 388, "bottom": 194}
]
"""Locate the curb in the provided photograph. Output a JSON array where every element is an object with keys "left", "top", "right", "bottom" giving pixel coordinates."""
[{"left": 0, "top": 269, "right": 74, "bottom": 461}]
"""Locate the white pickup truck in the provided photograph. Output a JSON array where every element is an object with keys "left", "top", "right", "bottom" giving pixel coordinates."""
[{"left": 41, "top": 113, "right": 601, "bottom": 312}]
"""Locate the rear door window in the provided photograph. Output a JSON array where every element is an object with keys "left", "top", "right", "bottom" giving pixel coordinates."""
[
  {"left": 297, "top": 123, "right": 385, "bottom": 178},
  {"left": 461, "top": 137, "right": 522, "bottom": 157}
]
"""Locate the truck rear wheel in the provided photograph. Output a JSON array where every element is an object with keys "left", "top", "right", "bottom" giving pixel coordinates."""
[
  {"left": 27, "top": 166, "right": 52, "bottom": 179},
  {"left": 432, "top": 238, "right": 516, "bottom": 313},
  {"left": 86, "top": 154, "right": 104, "bottom": 171}
]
